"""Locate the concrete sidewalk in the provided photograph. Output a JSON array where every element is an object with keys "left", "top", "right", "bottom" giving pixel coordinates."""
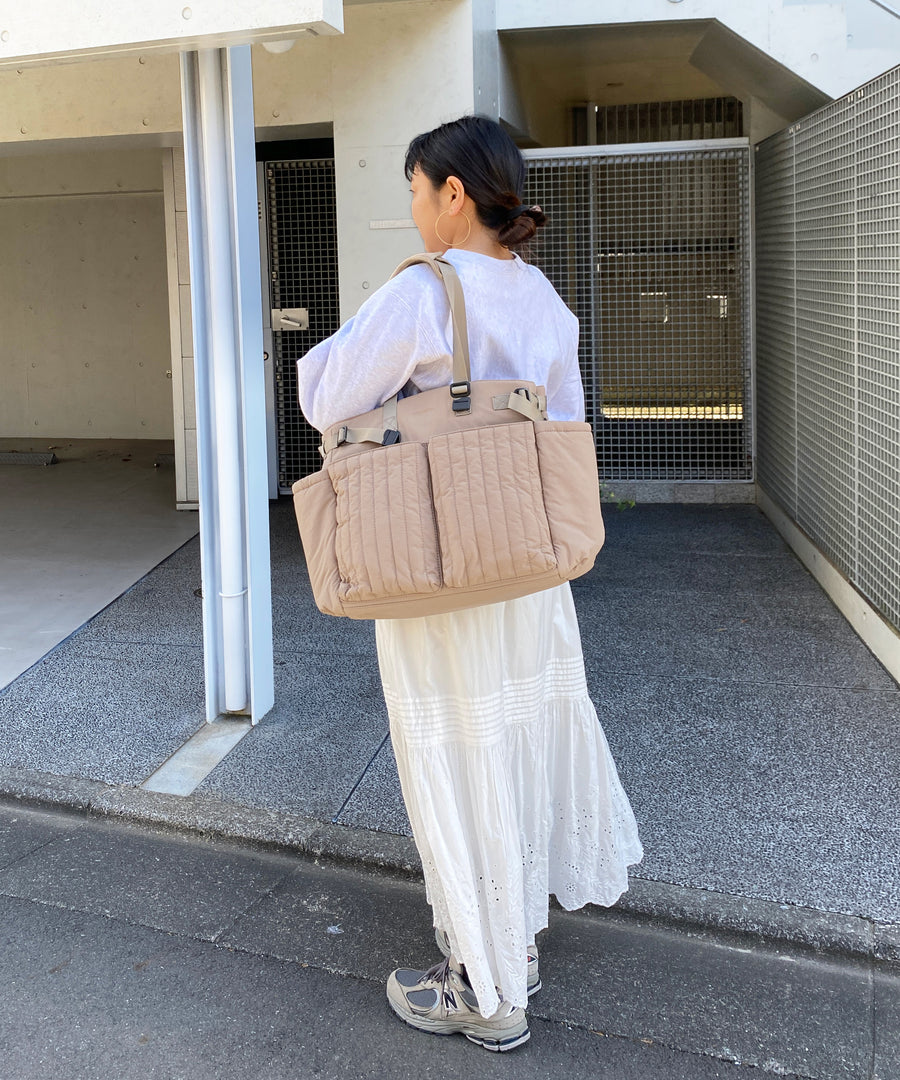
[
  {"left": 4, "top": 800, "right": 897, "bottom": 1079},
  {"left": 1, "top": 500, "right": 898, "bottom": 964}
]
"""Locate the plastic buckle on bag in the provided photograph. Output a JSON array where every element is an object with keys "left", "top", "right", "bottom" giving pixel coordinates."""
[
  {"left": 450, "top": 380, "right": 471, "bottom": 413},
  {"left": 382, "top": 429, "right": 401, "bottom": 446}
]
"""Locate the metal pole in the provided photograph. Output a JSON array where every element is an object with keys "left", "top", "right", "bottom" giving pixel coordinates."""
[{"left": 179, "top": 45, "right": 274, "bottom": 723}]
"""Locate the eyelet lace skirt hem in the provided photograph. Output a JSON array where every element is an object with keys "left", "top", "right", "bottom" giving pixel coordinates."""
[{"left": 375, "top": 582, "right": 644, "bottom": 1018}]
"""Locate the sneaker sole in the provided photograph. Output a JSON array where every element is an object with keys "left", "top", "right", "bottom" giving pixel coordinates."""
[{"left": 386, "top": 993, "right": 531, "bottom": 1051}]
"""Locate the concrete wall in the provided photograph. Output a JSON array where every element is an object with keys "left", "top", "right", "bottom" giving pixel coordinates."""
[
  {"left": 0, "top": 2, "right": 476, "bottom": 322},
  {"left": 0, "top": 149, "right": 173, "bottom": 438},
  {"left": 327, "top": 0, "right": 476, "bottom": 320}
]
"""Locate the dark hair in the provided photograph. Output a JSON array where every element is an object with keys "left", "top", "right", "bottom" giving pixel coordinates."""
[{"left": 404, "top": 114, "right": 547, "bottom": 251}]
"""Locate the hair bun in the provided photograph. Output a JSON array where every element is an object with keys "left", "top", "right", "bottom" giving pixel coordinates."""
[{"left": 497, "top": 204, "right": 547, "bottom": 249}]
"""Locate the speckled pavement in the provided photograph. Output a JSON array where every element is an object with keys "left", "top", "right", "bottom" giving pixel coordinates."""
[{"left": 1, "top": 499, "right": 898, "bottom": 951}]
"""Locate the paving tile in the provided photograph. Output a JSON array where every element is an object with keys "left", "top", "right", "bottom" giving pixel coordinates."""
[
  {"left": 0, "top": 891, "right": 755, "bottom": 1080},
  {"left": 194, "top": 652, "right": 389, "bottom": 823},
  {"left": 0, "top": 640, "right": 205, "bottom": 784},
  {"left": 220, "top": 856, "right": 434, "bottom": 972},
  {"left": 591, "top": 674, "right": 900, "bottom": 922},
  {"left": 0, "top": 801, "right": 88, "bottom": 870},
  {"left": 580, "top": 546, "right": 824, "bottom": 596},
  {"left": 597, "top": 503, "right": 791, "bottom": 555},
  {"left": 341, "top": 675, "right": 900, "bottom": 925},
  {"left": 219, "top": 848, "right": 877, "bottom": 1080},
  {"left": 5, "top": 496, "right": 898, "bottom": 936},
  {"left": 335, "top": 739, "right": 411, "bottom": 836},
  {"left": 78, "top": 569, "right": 203, "bottom": 647},
  {"left": 271, "top": 587, "right": 376, "bottom": 658},
  {"left": 146, "top": 536, "right": 202, "bottom": 577},
  {"left": 573, "top": 586, "right": 897, "bottom": 690},
  {"left": 874, "top": 967, "right": 900, "bottom": 1080}
]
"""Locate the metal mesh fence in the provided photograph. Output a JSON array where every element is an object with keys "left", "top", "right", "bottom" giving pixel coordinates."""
[
  {"left": 755, "top": 128, "right": 798, "bottom": 514},
  {"left": 755, "top": 65, "right": 900, "bottom": 631},
  {"left": 266, "top": 159, "right": 339, "bottom": 491},
  {"left": 524, "top": 143, "right": 752, "bottom": 480}
]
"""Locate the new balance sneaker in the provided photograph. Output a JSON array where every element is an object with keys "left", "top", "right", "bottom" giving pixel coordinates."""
[
  {"left": 386, "top": 956, "right": 530, "bottom": 1052},
  {"left": 434, "top": 927, "right": 542, "bottom": 997}
]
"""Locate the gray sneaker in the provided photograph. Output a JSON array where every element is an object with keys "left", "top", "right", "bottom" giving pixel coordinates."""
[
  {"left": 435, "top": 927, "right": 542, "bottom": 997},
  {"left": 386, "top": 956, "right": 530, "bottom": 1052}
]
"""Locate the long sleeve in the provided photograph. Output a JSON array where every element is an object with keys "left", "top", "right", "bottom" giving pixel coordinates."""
[
  {"left": 297, "top": 286, "right": 446, "bottom": 434},
  {"left": 544, "top": 315, "right": 585, "bottom": 423}
]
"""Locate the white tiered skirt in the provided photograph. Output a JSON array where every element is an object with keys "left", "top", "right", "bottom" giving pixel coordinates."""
[{"left": 374, "top": 581, "right": 644, "bottom": 1018}]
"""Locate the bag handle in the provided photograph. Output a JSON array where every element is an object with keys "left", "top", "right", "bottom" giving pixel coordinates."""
[
  {"left": 389, "top": 253, "right": 471, "bottom": 386},
  {"left": 319, "top": 252, "right": 547, "bottom": 456}
]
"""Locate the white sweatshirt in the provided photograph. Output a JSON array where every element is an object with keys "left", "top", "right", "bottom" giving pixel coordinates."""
[{"left": 296, "top": 246, "right": 585, "bottom": 434}]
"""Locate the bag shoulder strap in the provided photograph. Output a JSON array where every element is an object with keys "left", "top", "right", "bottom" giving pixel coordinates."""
[{"left": 389, "top": 253, "right": 470, "bottom": 385}]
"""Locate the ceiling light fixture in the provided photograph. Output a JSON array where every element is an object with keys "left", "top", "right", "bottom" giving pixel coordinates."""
[{"left": 262, "top": 38, "right": 298, "bottom": 54}]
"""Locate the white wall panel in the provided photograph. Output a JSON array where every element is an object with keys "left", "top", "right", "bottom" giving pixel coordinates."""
[{"left": 0, "top": 149, "right": 173, "bottom": 438}]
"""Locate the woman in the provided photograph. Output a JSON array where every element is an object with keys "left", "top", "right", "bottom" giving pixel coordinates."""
[{"left": 298, "top": 115, "right": 643, "bottom": 1052}]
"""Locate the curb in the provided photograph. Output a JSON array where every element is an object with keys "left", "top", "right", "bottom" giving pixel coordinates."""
[{"left": 1, "top": 765, "right": 897, "bottom": 966}]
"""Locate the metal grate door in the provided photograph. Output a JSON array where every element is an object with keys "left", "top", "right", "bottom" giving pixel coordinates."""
[
  {"left": 524, "top": 142, "right": 753, "bottom": 481},
  {"left": 266, "top": 159, "right": 339, "bottom": 492},
  {"left": 756, "top": 65, "right": 900, "bottom": 632}
]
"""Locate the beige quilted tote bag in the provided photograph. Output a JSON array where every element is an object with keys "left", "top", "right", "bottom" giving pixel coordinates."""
[{"left": 292, "top": 252, "right": 604, "bottom": 619}]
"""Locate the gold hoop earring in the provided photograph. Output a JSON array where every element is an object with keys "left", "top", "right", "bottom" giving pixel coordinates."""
[{"left": 434, "top": 209, "right": 472, "bottom": 248}]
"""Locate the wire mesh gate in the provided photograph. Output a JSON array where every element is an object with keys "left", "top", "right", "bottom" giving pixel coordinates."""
[
  {"left": 523, "top": 142, "right": 753, "bottom": 481},
  {"left": 266, "top": 159, "right": 340, "bottom": 492},
  {"left": 269, "top": 142, "right": 752, "bottom": 489},
  {"left": 756, "top": 65, "right": 900, "bottom": 633}
]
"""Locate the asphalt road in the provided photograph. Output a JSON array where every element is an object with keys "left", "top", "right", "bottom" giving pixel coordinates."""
[{"left": 0, "top": 801, "right": 896, "bottom": 1080}]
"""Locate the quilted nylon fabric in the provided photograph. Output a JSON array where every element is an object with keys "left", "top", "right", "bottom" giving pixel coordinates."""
[{"left": 428, "top": 423, "right": 556, "bottom": 588}]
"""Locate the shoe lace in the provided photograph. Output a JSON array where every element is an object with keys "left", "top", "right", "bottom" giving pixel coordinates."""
[
  {"left": 421, "top": 955, "right": 452, "bottom": 988},
  {"left": 420, "top": 956, "right": 462, "bottom": 1011}
]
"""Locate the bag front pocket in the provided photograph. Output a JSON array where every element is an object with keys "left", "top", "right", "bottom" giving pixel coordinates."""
[
  {"left": 328, "top": 443, "right": 442, "bottom": 604},
  {"left": 428, "top": 422, "right": 556, "bottom": 589}
]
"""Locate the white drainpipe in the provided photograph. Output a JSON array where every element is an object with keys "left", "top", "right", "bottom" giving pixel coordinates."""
[
  {"left": 197, "top": 50, "right": 249, "bottom": 713},
  {"left": 180, "top": 45, "right": 274, "bottom": 722}
]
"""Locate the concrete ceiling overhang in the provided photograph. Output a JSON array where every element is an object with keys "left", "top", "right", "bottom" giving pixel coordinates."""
[
  {"left": 0, "top": 0, "right": 342, "bottom": 70},
  {"left": 500, "top": 19, "right": 831, "bottom": 127}
]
